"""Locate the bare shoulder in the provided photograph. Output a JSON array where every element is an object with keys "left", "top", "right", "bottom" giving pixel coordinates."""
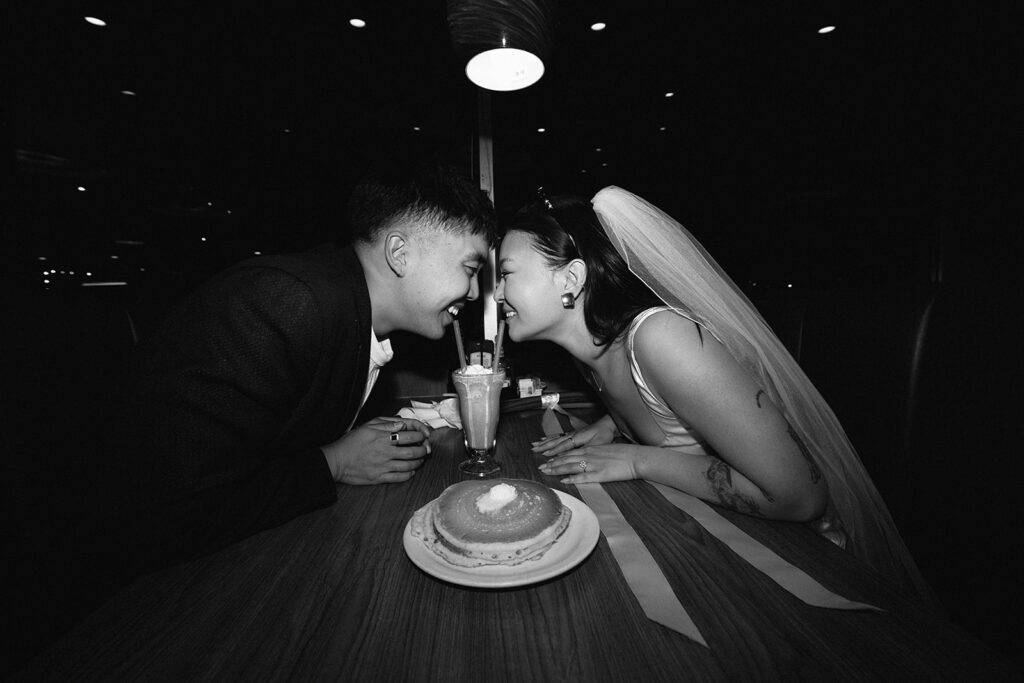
[
  {"left": 631, "top": 309, "right": 740, "bottom": 390},
  {"left": 632, "top": 309, "right": 720, "bottom": 361}
]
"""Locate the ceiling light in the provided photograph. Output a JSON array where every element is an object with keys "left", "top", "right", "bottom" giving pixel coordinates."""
[
  {"left": 665, "top": 92, "right": 675, "bottom": 98},
  {"left": 537, "top": 127, "right": 546, "bottom": 132},
  {"left": 77, "top": 186, "right": 86, "bottom": 191},
  {"left": 590, "top": 22, "right": 606, "bottom": 31},
  {"left": 349, "top": 18, "right": 366, "bottom": 28},
  {"left": 84, "top": 16, "right": 106, "bottom": 27},
  {"left": 121, "top": 90, "right": 136, "bottom": 96},
  {"left": 595, "top": 147, "right": 602, "bottom": 152},
  {"left": 38, "top": 256, "right": 47, "bottom": 261},
  {"left": 465, "top": 49, "right": 545, "bottom": 91},
  {"left": 818, "top": 26, "right": 836, "bottom": 34},
  {"left": 448, "top": 0, "right": 555, "bottom": 92}
]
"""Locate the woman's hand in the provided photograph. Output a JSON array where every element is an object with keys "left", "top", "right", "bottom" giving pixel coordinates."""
[
  {"left": 538, "top": 443, "right": 646, "bottom": 484},
  {"left": 530, "top": 414, "right": 618, "bottom": 456}
]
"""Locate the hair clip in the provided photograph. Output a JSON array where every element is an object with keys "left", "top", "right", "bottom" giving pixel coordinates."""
[
  {"left": 535, "top": 186, "right": 578, "bottom": 254},
  {"left": 536, "top": 186, "right": 554, "bottom": 210}
]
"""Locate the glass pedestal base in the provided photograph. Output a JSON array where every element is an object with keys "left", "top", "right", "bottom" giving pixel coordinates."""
[{"left": 459, "top": 449, "right": 501, "bottom": 478}]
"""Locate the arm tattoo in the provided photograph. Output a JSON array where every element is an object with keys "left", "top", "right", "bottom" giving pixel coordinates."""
[
  {"left": 754, "top": 389, "right": 765, "bottom": 408},
  {"left": 705, "top": 459, "right": 765, "bottom": 516},
  {"left": 787, "top": 423, "right": 822, "bottom": 483}
]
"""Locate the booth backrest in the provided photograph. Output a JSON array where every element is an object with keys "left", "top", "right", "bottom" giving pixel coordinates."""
[{"left": 747, "top": 284, "right": 939, "bottom": 518}]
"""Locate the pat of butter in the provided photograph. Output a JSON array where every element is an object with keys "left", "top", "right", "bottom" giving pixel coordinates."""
[{"left": 475, "top": 483, "right": 518, "bottom": 513}]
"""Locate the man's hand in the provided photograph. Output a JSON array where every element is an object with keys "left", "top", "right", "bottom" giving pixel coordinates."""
[{"left": 321, "top": 416, "right": 432, "bottom": 484}]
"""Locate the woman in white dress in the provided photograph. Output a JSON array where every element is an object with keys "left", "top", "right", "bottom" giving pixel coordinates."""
[{"left": 494, "top": 186, "right": 930, "bottom": 599}]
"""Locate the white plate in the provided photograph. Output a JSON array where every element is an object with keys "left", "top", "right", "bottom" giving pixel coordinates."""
[{"left": 403, "top": 490, "right": 600, "bottom": 588}]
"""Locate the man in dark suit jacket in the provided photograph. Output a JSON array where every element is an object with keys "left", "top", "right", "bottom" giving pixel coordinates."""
[{"left": 103, "top": 164, "right": 496, "bottom": 573}]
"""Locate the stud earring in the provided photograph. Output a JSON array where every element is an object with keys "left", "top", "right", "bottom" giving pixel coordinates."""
[{"left": 561, "top": 293, "right": 576, "bottom": 309}]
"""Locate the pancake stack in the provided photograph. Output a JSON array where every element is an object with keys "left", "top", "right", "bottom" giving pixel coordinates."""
[{"left": 410, "top": 479, "right": 572, "bottom": 567}]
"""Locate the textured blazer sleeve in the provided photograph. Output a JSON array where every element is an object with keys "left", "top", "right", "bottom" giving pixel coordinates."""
[{"left": 106, "top": 261, "right": 364, "bottom": 574}]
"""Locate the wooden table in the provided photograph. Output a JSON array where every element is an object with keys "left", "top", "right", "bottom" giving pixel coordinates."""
[{"left": 14, "top": 402, "right": 1017, "bottom": 681}]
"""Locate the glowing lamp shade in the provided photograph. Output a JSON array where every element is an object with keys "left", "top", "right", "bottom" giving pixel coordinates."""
[
  {"left": 448, "top": 0, "right": 557, "bottom": 92},
  {"left": 465, "top": 48, "right": 544, "bottom": 91}
]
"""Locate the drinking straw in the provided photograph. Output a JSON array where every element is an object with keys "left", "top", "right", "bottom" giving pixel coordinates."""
[
  {"left": 493, "top": 319, "right": 506, "bottom": 371},
  {"left": 452, "top": 318, "right": 467, "bottom": 370}
]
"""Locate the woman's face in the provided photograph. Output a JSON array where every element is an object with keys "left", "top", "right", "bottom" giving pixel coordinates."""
[{"left": 494, "top": 230, "right": 570, "bottom": 342}]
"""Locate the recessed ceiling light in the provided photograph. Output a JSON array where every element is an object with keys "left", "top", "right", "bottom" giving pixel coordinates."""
[
  {"left": 659, "top": 126, "right": 667, "bottom": 131},
  {"left": 590, "top": 22, "right": 606, "bottom": 31},
  {"left": 77, "top": 186, "right": 86, "bottom": 192},
  {"left": 350, "top": 18, "right": 366, "bottom": 28},
  {"left": 665, "top": 92, "right": 675, "bottom": 98},
  {"left": 412, "top": 126, "right": 421, "bottom": 131},
  {"left": 38, "top": 256, "right": 47, "bottom": 261},
  {"left": 84, "top": 16, "right": 106, "bottom": 27},
  {"left": 121, "top": 90, "right": 136, "bottom": 96},
  {"left": 595, "top": 147, "right": 602, "bottom": 152},
  {"left": 818, "top": 25, "right": 836, "bottom": 34},
  {"left": 537, "top": 127, "right": 546, "bottom": 132}
]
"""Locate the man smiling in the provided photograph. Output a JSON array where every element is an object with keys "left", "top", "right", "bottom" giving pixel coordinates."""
[{"left": 106, "top": 164, "right": 495, "bottom": 572}]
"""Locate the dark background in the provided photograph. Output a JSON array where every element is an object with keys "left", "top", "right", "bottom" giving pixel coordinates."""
[
  {"left": 4, "top": 0, "right": 1021, "bottom": 670},
  {"left": 5, "top": 1, "right": 1018, "bottom": 293}
]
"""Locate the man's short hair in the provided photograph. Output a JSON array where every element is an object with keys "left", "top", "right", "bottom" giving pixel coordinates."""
[{"left": 347, "top": 164, "right": 497, "bottom": 245}]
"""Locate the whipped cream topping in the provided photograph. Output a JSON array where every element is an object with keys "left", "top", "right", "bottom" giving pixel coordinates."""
[
  {"left": 475, "top": 483, "right": 518, "bottom": 513},
  {"left": 457, "top": 363, "right": 493, "bottom": 376}
]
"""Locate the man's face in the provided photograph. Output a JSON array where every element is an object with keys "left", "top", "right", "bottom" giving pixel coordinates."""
[{"left": 400, "top": 222, "right": 489, "bottom": 340}]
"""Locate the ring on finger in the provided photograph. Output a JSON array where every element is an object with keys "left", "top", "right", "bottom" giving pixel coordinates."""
[
  {"left": 390, "top": 433, "right": 401, "bottom": 443},
  {"left": 578, "top": 459, "right": 588, "bottom": 473}
]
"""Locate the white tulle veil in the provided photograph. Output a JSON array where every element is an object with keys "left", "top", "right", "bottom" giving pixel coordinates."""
[{"left": 591, "top": 185, "right": 931, "bottom": 599}]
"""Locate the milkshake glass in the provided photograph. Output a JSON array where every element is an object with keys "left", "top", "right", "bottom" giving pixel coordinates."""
[{"left": 451, "top": 365, "right": 505, "bottom": 477}]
